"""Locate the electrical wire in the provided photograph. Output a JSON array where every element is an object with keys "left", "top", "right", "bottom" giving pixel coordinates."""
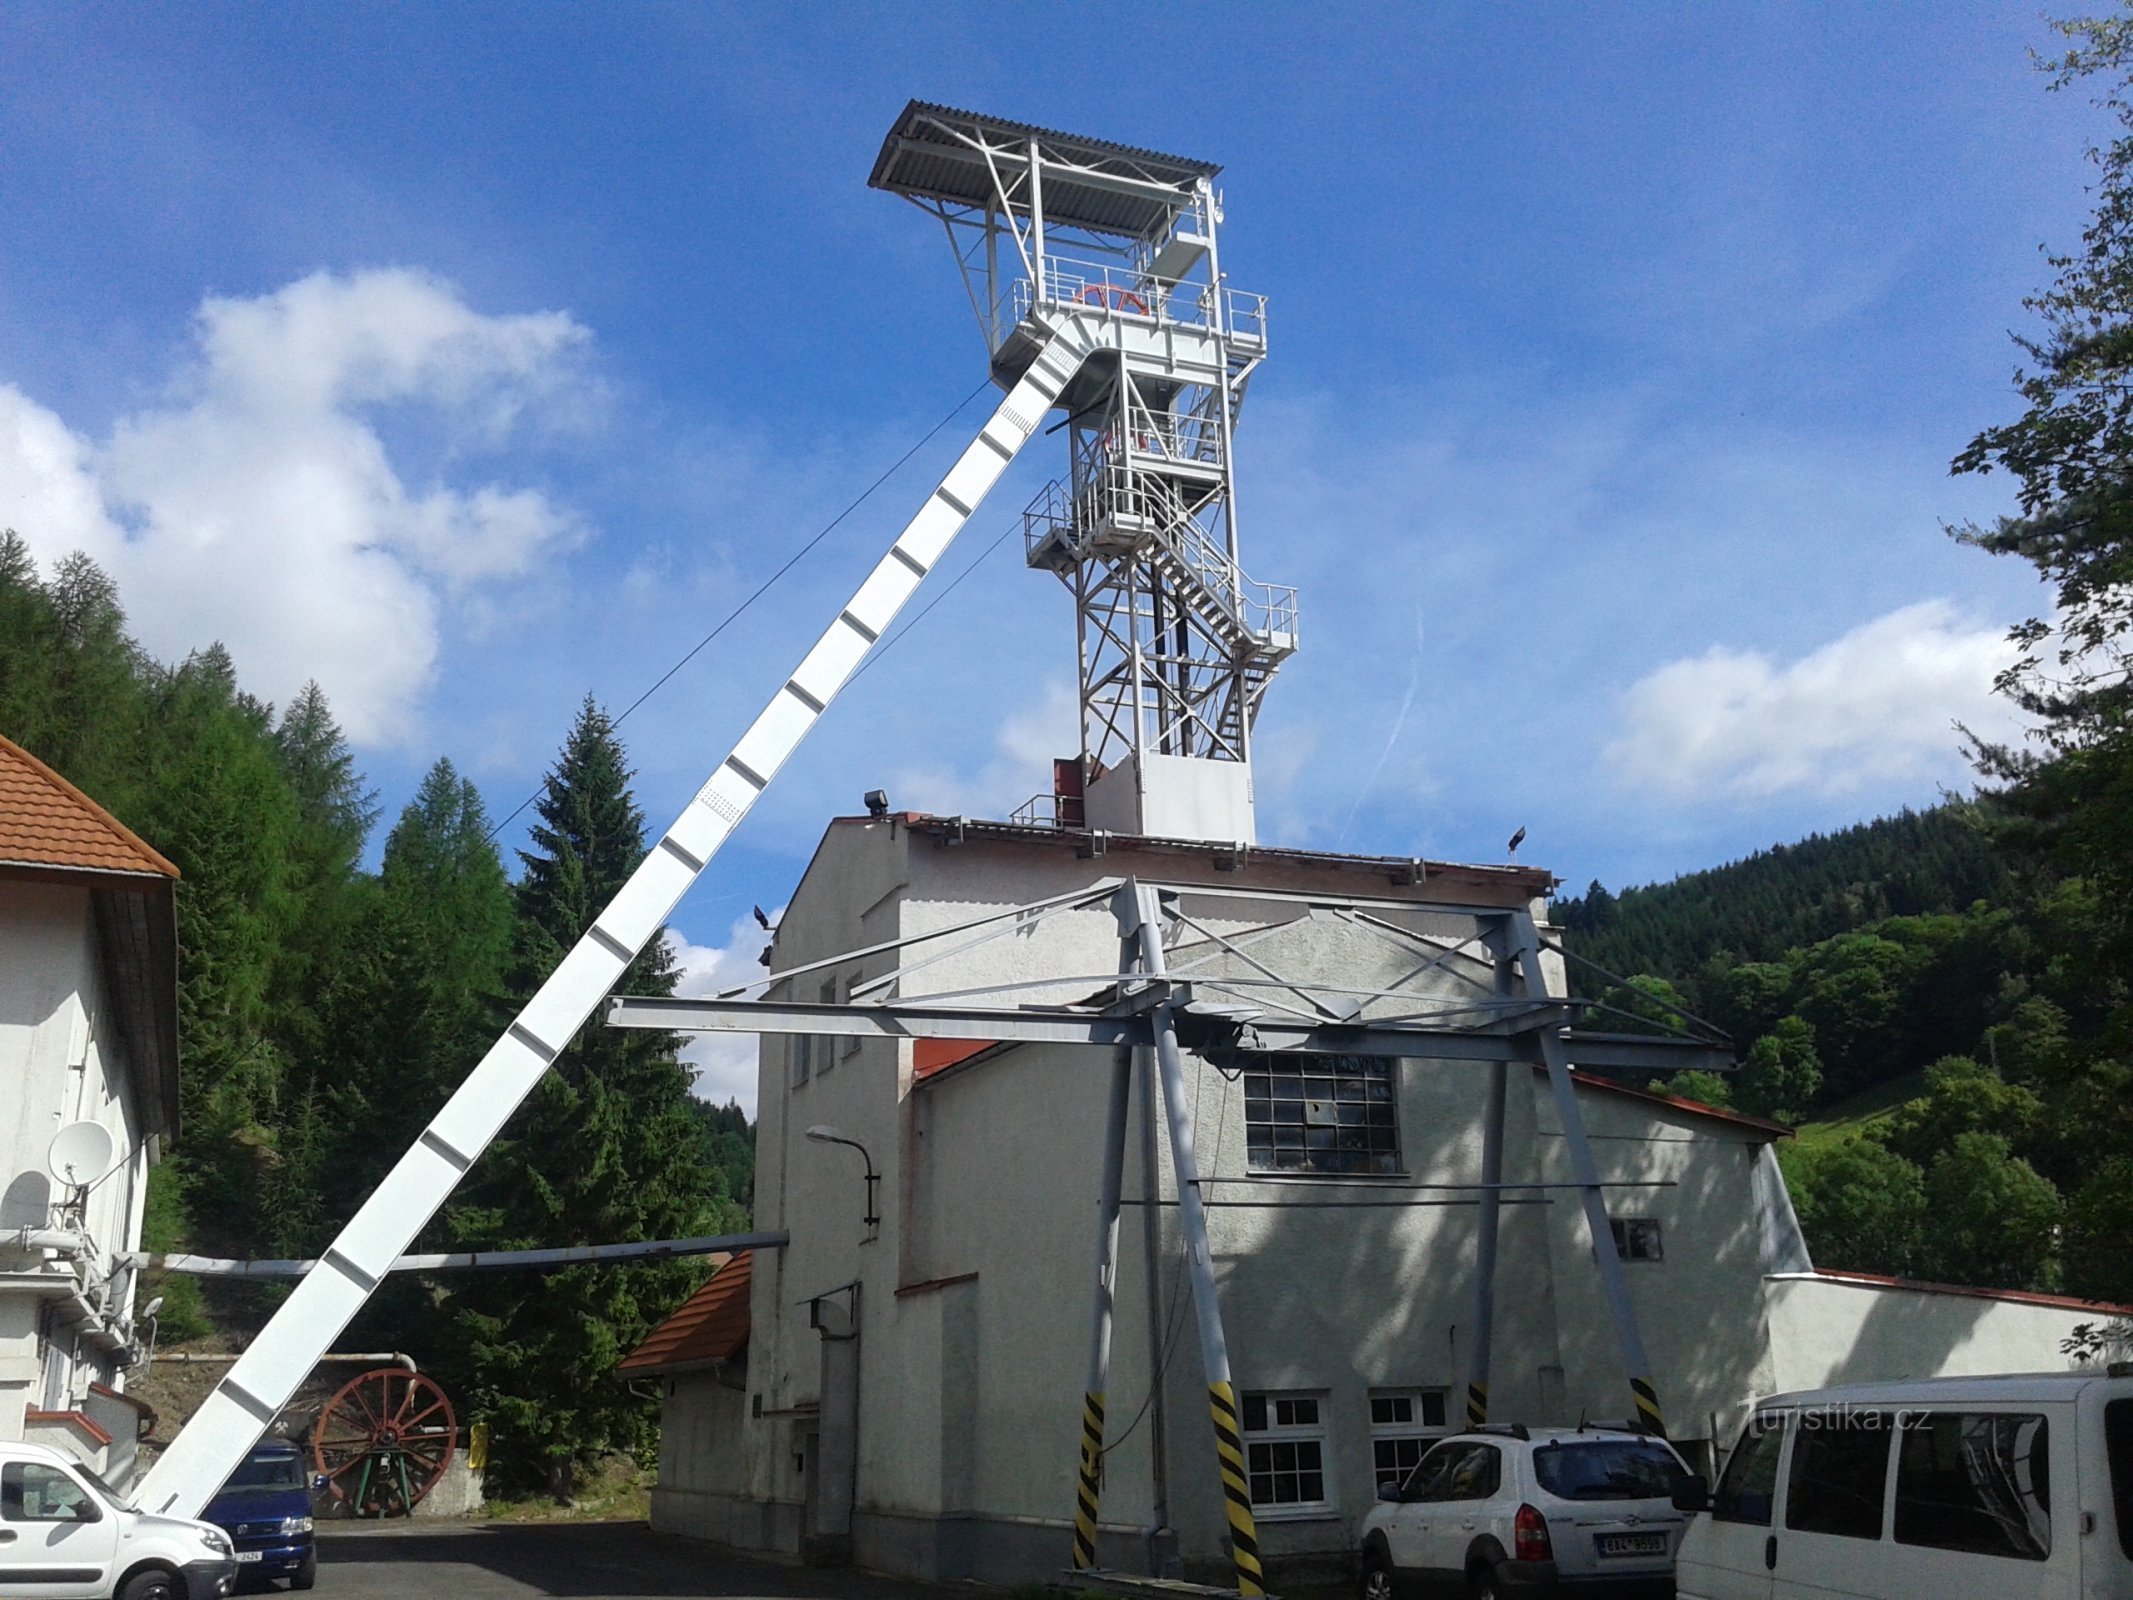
[{"left": 485, "top": 375, "right": 995, "bottom": 842}]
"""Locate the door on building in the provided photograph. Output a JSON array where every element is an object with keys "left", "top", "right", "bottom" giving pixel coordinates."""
[
  {"left": 0, "top": 1457, "right": 120, "bottom": 1599},
  {"left": 1678, "top": 1415, "right": 1784, "bottom": 1600}
]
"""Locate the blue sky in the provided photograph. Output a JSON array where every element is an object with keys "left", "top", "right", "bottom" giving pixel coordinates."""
[{"left": 0, "top": 4, "right": 2103, "bottom": 1104}]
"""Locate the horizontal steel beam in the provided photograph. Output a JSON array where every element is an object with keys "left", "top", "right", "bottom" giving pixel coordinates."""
[{"left": 606, "top": 996, "right": 1732, "bottom": 1075}]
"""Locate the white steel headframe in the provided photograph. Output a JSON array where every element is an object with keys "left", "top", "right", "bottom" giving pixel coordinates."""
[
  {"left": 131, "top": 193, "right": 1106, "bottom": 1521},
  {"left": 874, "top": 106, "right": 1297, "bottom": 820}
]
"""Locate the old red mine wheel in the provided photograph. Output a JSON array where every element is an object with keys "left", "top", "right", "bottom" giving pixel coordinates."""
[{"left": 311, "top": 1367, "right": 457, "bottom": 1517}]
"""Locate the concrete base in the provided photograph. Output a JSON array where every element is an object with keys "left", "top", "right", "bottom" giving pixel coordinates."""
[
  {"left": 853, "top": 1507, "right": 1174, "bottom": 1586},
  {"left": 649, "top": 1486, "right": 803, "bottom": 1556}
]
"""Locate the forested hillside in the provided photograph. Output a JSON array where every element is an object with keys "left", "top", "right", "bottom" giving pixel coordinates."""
[
  {"left": 1558, "top": 806, "right": 2117, "bottom": 1302},
  {"left": 0, "top": 533, "right": 753, "bottom": 1495}
]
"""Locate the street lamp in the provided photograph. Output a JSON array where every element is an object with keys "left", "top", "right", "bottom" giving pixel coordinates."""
[{"left": 805, "top": 1125, "right": 879, "bottom": 1234}]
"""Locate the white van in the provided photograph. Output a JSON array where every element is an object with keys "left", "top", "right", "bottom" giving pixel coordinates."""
[
  {"left": 0, "top": 1439, "right": 236, "bottom": 1600},
  {"left": 1673, "top": 1370, "right": 2133, "bottom": 1600}
]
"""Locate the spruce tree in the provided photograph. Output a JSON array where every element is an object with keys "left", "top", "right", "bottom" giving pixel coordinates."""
[{"left": 441, "top": 698, "right": 724, "bottom": 1496}]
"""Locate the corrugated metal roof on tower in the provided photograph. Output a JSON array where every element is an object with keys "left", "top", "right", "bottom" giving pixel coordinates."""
[
  {"left": 620, "top": 1251, "right": 753, "bottom": 1374},
  {"left": 0, "top": 735, "right": 179, "bottom": 880},
  {"left": 870, "top": 101, "right": 1218, "bottom": 239}
]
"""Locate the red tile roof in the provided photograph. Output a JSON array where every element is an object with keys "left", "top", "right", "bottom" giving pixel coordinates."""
[
  {"left": 1558, "top": 1068, "right": 1792, "bottom": 1139},
  {"left": 0, "top": 736, "right": 178, "bottom": 880},
  {"left": 620, "top": 1252, "right": 752, "bottom": 1373},
  {"left": 913, "top": 1039, "right": 994, "bottom": 1082},
  {"left": 1795, "top": 1267, "right": 2133, "bottom": 1318}
]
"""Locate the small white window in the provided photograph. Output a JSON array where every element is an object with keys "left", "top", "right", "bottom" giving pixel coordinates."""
[
  {"left": 1611, "top": 1218, "right": 1663, "bottom": 1262},
  {"left": 1241, "top": 1391, "right": 1331, "bottom": 1515},
  {"left": 1369, "top": 1388, "right": 1449, "bottom": 1488}
]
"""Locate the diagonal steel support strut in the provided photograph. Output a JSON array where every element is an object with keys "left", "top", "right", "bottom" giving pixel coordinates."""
[{"left": 133, "top": 318, "right": 1100, "bottom": 1520}]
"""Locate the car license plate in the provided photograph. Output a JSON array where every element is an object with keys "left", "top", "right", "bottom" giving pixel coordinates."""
[
  {"left": 1597, "top": 1532, "right": 1666, "bottom": 1557},
  {"left": 234, "top": 1551, "right": 262, "bottom": 1563}
]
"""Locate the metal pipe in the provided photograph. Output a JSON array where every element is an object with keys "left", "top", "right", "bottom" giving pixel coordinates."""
[
  {"left": 153, "top": 1352, "right": 418, "bottom": 1372},
  {"left": 1121, "top": 881, "right": 1265, "bottom": 1599},
  {"left": 1072, "top": 1042, "right": 1134, "bottom": 1570},
  {"left": 123, "top": 1231, "right": 788, "bottom": 1279},
  {"left": 1463, "top": 1061, "right": 1508, "bottom": 1425},
  {"left": 8, "top": 1228, "right": 90, "bottom": 1257}
]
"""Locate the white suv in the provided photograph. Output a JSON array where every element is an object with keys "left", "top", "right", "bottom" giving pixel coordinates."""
[{"left": 1357, "top": 1425, "right": 1689, "bottom": 1598}]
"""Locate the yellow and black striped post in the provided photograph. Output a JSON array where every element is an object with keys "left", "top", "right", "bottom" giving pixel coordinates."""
[
  {"left": 1465, "top": 1381, "right": 1489, "bottom": 1429},
  {"left": 1208, "top": 1381, "right": 1267, "bottom": 1597},
  {"left": 1072, "top": 1389, "right": 1106, "bottom": 1567},
  {"left": 1630, "top": 1376, "right": 1668, "bottom": 1438},
  {"left": 1070, "top": 1040, "right": 1134, "bottom": 1570}
]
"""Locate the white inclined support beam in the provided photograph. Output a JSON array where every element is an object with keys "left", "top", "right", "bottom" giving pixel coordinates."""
[{"left": 132, "top": 320, "right": 1096, "bottom": 1520}]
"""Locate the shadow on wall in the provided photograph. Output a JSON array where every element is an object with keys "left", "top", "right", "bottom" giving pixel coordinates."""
[
  {"left": 0, "top": 1171, "right": 52, "bottom": 1229},
  {"left": 1806, "top": 1281, "right": 2016, "bottom": 1393}
]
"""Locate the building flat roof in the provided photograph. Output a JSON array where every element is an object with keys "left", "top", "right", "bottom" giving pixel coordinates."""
[
  {"left": 844, "top": 811, "right": 1558, "bottom": 902},
  {"left": 870, "top": 101, "right": 1219, "bottom": 240}
]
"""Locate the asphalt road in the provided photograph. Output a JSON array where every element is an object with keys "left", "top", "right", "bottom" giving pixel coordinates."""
[{"left": 308, "top": 1521, "right": 968, "bottom": 1599}]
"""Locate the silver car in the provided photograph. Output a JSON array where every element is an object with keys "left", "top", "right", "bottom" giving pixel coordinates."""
[{"left": 1357, "top": 1425, "right": 1689, "bottom": 1598}]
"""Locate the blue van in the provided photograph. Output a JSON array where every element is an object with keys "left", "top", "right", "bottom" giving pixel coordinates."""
[{"left": 200, "top": 1441, "right": 318, "bottom": 1590}]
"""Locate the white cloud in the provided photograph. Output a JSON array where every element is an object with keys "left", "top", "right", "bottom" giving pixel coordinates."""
[
  {"left": 888, "top": 676, "right": 1081, "bottom": 820},
  {"left": 667, "top": 908, "right": 783, "bottom": 1117},
  {"left": 1603, "top": 600, "right": 2024, "bottom": 802},
  {"left": 0, "top": 269, "right": 589, "bottom": 745}
]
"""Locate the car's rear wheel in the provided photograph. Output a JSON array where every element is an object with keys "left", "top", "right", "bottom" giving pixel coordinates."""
[
  {"left": 1468, "top": 1563, "right": 1504, "bottom": 1600},
  {"left": 1360, "top": 1545, "right": 1396, "bottom": 1600}
]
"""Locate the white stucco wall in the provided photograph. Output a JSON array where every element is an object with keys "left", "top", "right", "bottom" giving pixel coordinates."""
[
  {"left": 656, "top": 819, "right": 1804, "bottom": 1581},
  {"left": 1763, "top": 1273, "right": 2111, "bottom": 1395},
  {"left": 0, "top": 877, "right": 156, "bottom": 1461}
]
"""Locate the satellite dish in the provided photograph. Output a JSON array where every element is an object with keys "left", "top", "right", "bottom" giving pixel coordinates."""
[{"left": 47, "top": 1122, "right": 117, "bottom": 1189}]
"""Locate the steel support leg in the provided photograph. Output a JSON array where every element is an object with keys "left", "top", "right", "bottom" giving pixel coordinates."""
[
  {"left": 1511, "top": 913, "right": 1667, "bottom": 1437},
  {"left": 1073, "top": 1044, "right": 1134, "bottom": 1570},
  {"left": 1118, "top": 881, "right": 1266, "bottom": 1598},
  {"left": 1462, "top": 1061, "right": 1507, "bottom": 1427}
]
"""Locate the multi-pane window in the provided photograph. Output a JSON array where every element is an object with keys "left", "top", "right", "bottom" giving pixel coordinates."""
[
  {"left": 1241, "top": 1392, "right": 1330, "bottom": 1512},
  {"left": 1242, "top": 1053, "right": 1400, "bottom": 1176},
  {"left": 1611, "top": 1218, "right": 1663, "bottom": 1262},
  {"left": 791, "top": 1034, "right": 813, "bottom": 1088},
  {"left": 1370, "top": 1389, "right": 1449, "bottom": 1489}
]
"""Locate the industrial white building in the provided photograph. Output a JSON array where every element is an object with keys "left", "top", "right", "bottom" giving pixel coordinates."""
[
  {"left": 0, "top": 735, "right": 177, "bottom": 1481},
  {"left": 610, "top": 100, "right": 2128, "bottom": 1590}
]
